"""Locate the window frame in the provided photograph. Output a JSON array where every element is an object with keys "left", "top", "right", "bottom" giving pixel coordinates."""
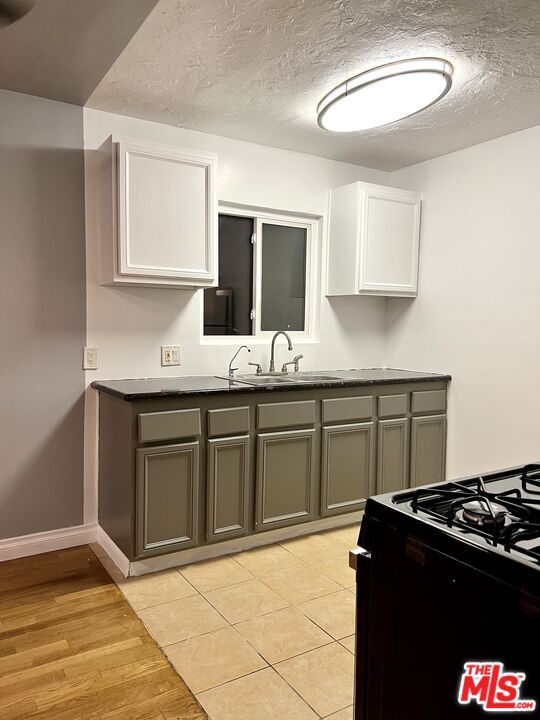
[{"left": 201, "top": 203, "right": 320, "bottom": 344}]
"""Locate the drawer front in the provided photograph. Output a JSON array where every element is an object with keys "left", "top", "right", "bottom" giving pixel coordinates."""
[
  {"left": 257, "top": 400, "right": 316, "bottom": 430},
  {"left": 138, "top": 409, "right": 201, "bottom": 444},
  {"left": 378, "top": 394, "right": 408, "bottom": 418},
  {"left": 208, "top": 407, "right": 250, "bottom": 438},
  {"left": 411, "top": 389, "right": 446, "bottom": 415},
  {"left": 322, "top": 396, "right": 373, "bottom": 424}
]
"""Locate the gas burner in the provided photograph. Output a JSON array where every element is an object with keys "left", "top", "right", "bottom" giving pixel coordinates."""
[
  {"left": 461, "top": 500, "right": 507, "bottom": 529},
  {"left": 407, "top": 465, "right": 540, "bottom": 565}
]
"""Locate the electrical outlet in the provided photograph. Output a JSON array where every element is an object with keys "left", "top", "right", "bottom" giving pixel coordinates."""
[
  {"left": 161, "top": 345, "right": 181, "bottom": 367},
  {"left": 83, "top": 347, "right": 98, "bottom": 370}
]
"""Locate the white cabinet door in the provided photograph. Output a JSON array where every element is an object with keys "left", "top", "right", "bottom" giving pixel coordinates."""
[
  {"left": 359, "top": 185, "right": 421, "bottom": 296},
  {"left": 327, "top": 181, "right": 421, "bottom": 297},
  {"left": 98, "top": 137, "right": 217, "bottom": 288}
]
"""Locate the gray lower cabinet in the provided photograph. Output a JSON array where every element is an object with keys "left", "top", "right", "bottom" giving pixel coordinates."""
[
  {"left": 377, "top": 417, "right": 409, "bottom": 494},
  {"left": 321, "top": 422, "right": 375, "bottom": 516},
  {"left": 410, "top": 414, "right": 447, "bottom": 488},
  {"left": 97, "top": 379, "right": 448, "bottom": 562},
  {"left": 136, "top": 441, "right": 199, "bottom": 557},
  {"left": 207, "top": 435, "right": 250, "bottom": 542},
  {"left": 255, "top": 428, "right": 316, "bottom": 531}
]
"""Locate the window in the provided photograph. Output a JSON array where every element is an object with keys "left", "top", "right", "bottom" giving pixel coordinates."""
[{"left": 204, "top": 208, "right": 317, "bottom": 337}]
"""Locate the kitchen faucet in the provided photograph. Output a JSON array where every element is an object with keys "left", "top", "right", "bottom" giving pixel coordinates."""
[
  {"left": 269, "top": 331, "right": 293, "bottom": 372},
  {"left": 228, "top": 345, "right": 250, "bottom": 378}
]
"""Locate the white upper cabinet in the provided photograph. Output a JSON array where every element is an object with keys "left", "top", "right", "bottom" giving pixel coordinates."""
[
  {"left": 327, "top": 181, "right": 421, "bottom": 297},
  {"left": 97, "top": 136, "right": 218, "bottom": 288}
]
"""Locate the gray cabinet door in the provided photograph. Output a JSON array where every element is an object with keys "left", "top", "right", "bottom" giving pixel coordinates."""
[
  {"left": 255, "top": 429, "right": 316, "bottom": 531},
  {"left": 136, "top": 442, "right": 199, "bottom": 557},
  {"left": 321, "top": 422, "right": 375, "bottom": 517},
  {"left": 207, "top": 435, "right": 250, "bottom": 542},
  {"left": 410, "top": 414, "right": 447, "bottom": 488},
  {"left": 377, "top": 418, "right": 409, "bottom": 494}
]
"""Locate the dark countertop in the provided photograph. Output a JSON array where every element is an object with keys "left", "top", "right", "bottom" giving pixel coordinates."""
[{"left": 91, "top": 368, "right": 451, "bottom": 401}]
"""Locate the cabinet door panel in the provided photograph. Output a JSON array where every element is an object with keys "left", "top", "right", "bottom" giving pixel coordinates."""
[
  {"left": 410, "top": 415, "right": 447, "bottom": 488},
  {"left": 377, "top": 418, "right": 409, "bottom": 494},
  {"left": 361, "top": 186, "right": 421, "bottom": 296},
  {"left": 116, "top": 140, "right": 217, "bottom": 285},
  {"left": 136, "top": 442, "right": 199, "bottom": 557},
  {"left": 321, "top": 422, "right": 374, "bottom": 517},
  {"left": 256, "top": 429, "right": 315, "bottom": 531},
  {"left": 207, "top": 436, "right": 250, "bottom": 541}
]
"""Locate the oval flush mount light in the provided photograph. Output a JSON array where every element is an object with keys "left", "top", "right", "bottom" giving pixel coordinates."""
[{"left": 317, "top": 57, "right": 454, "bottom": 132}]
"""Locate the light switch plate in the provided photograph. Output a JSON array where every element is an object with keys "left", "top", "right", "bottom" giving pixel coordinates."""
[
  {"left": 161, "top": 345, "right": 181, "bottom": 366},
  {"left": 83, "top": 347, "right": 98, "bottom": 370}
]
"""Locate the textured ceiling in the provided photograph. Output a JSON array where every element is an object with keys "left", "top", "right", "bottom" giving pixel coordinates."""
[
  {"left": 0, "top": 0, "right": 158, "bottom": 105},
  {"left": 87, "top": 0, "right": 540, "bottom": 170}
]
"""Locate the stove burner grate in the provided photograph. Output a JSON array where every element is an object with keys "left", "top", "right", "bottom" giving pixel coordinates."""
[
  {"left": 409, "top": 472, "right": 540, "bottom": 564},
  {"left": 521, "top": 463, "right": 540, "bottom": 494}
]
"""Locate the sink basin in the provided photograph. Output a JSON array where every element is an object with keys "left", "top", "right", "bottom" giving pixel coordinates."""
[
  {"left": 293, "top": 373, "right": 344, "bottom": 381},
  {"left": 234, "top": 376, "right": 300, "bottom": 385},
  {"left": 217, "top": 373, "right": 343, "bottom": 386}
]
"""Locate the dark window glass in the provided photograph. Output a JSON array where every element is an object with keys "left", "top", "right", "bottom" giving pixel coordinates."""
[
  {"left": 260, "top": 223, "right": 307, "bottom": 331},
  {"left": 204, "top": 214, "right": 254, "bottom": 335}
]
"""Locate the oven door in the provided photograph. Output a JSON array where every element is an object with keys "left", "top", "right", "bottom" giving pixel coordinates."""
[{"left": 352, "top": 519, "right": 539, "bottom": 720}]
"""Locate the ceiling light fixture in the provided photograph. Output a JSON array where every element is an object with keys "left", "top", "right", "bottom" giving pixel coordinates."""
[{"left": 317, "top": 57, "right": 454, "bottom": 132}]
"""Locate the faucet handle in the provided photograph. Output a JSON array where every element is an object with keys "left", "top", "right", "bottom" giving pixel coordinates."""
[
  {"left": 281, "top": 355, "right": 304, "bottom": 374},
  {"left": 248, "top": 362, "right": 262, "bottom": 375}
]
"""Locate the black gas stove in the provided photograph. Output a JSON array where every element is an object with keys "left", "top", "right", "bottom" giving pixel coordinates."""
[{"left": 352, "top": 464, "right": 540, "bottom": 720}]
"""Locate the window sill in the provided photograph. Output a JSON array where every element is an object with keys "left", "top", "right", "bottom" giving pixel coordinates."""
[{"left": 200, "top": 335, "right": 320, "bottom": 347}]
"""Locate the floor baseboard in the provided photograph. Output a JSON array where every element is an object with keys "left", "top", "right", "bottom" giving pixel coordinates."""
[
  {"left": 129, "top": 510, "right": 364, "bottom": 577},
  {"left": 0, "top": 523, "right": 98, "bottom": 562},
  {"left": 96, "top": 526, "right": 131, "bottom": 578}
]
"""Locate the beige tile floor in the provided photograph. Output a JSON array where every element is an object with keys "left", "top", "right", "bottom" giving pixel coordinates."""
[{"left": 111, "top": 523, "right": 360, "bottom": 720}]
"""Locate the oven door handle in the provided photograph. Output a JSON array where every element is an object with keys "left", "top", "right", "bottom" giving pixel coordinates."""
[
  {"left": 349, "top": 546, "right": 371, "bottom": 570},
  {"left": 350, "top": 547, "right": 372, "bottom": 720}
]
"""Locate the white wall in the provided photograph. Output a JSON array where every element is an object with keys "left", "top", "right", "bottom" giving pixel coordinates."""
[
  {"left": 387, "top": 125, "right": 540, "bottom": 479},
  {"left": 84, "top": 108, "right": 390, "bottom": 380},
  {"left": 83, "top": 107, "right": 391, "bottom": 521},
  {"left": 84, "top": 108, "right": 540, "bottom": 515}
]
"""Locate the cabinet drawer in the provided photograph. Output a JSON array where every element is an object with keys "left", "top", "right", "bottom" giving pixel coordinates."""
[
  {"left": 378, "top": 394, "right": 408, "bottom": 418},
  {"left": 138, "top": 409, "right": 201, "bottom": 444},
  {"left": 411, "top": 390, "right": 446, "bottom": 415},
  {"left": 257, "top": 400, "right": 315, "bottom": 430},
  {"left": 322, "top": 396, "right": 373, "bottom": 423},
  {"left": 208, "top": 407, "right": 250, "bottom": 437}
]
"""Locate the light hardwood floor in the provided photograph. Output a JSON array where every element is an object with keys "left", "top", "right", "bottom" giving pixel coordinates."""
[{"left": 0, "top": 545, "right": 207, "bottom": 720}]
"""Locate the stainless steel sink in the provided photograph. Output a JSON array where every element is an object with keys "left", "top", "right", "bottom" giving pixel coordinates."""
[
  {"left": 233, "top": 376, "right": 300, "bottom": 385},
  {"left": 217, "top": 372, "right": 343, "bottom": 386},
  {"left": 294, "top": 373, "right": 344, "bottom": 381}
]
